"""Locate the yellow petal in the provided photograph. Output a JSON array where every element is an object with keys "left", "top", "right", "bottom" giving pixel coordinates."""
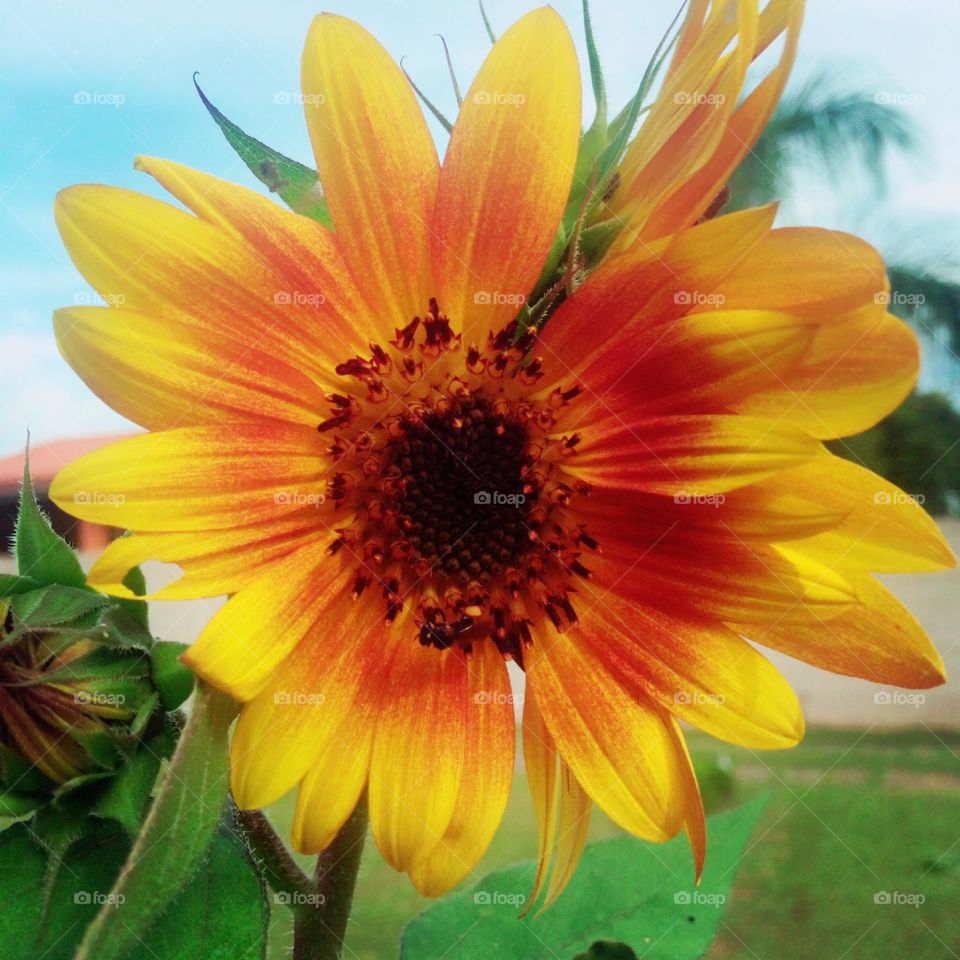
[
  {"left": 715, "top": 227, "right": 887, "bottom": 320},
  {"left": 573, "top": 580, "right": 805, "bottom": 749},
  {"left": 526, "top": 631, "right": 692, "bottom": 843},
  {"left": 54, "top": 184, "right": 358, "bottom": 383},
  {"left": 760, "top": 455, "right": 955, "bottom": 572},
  {"left": 408, "top": 641, "right": 515, "bottom": 895},
  {"left": 182, "top": 542, "right": 350, "bottom": 702},
  {"left": 734, "top": 312, "right": 919, "bottom": 438},
  {"left": 739, "top": 572, "right": 946, "bottom": 689},
  {"left": 301, "top": 14, "right": 438, "bottom": 326},
  {"left": 132, "top": 155, "right": 373, "bottom": 341},
  {"left": 292, "top": 692, "right": 379, "bottom": 854},
  {"left": 50, "top": 425, "right": 328, "bottom": 531},
  {"left": 369, "top": 641, "right": 469, "bottom": 872},
  {"left": 539, "top": 760, "right": 592, "bottom": 912},
  {"left": 522, "top": 686, "right": 560, "bottom": 909},
  {"left": 229, "top": 584, "right": 387, "bottom": 808},
  {"left": 610, "top": 0, "right": 757, "bottom": 245},
  {"left": 54, "top": 306, "right": 323, "bottom": 430},
  {"left": 639, "top": 0, "right": 803, "bottom": 240},
  {"left": 87, "top": 518, "right": 319, "bottom": 600},
  {"left": 432, "top": 7, "right": 581, "bottom": 342}
]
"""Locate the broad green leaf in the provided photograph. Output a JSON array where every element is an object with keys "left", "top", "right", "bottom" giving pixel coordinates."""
[
  {"left": 73, "top": 683, "right": 239, "bottom": 960},
  {"left": 195, "top": 75, "right": 332, "bottom": 226},
  {"left": 140, "top": 825, "right": 269, "bottom": 960},
  {"left": 574, "top": 943, "right": 638, "bottom": 960},
  {"left": 14, "top": 454, "right": 87, "bottom": 591},
  {"left": 0, "top": 820, "right": 130, "bottom": 960},
  {"left": 401, "top": 798, "right": 767, "bottom": 960}
]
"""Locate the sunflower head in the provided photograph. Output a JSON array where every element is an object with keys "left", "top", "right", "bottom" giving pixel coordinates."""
[{"left": 48, "top": 0, "right": 952, "bottom": 909}]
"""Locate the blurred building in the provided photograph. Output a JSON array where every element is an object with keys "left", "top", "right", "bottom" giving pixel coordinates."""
[{"left": 0, "top": 434, "right": 133, "bottom": 553}]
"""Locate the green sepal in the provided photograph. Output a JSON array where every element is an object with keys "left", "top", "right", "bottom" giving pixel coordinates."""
[
  {"left": 150, "top": 641, "right": 196, "bottom": 711},
  {"left": 194, "top": 74, "right": 333, "bottom": 226},
  {"left": 0, "top": 787, "right": 46, "bottom": 818},
  {"left": 0, "top": 573, "right": 40, "bottom": 598},
  {"left": 14, "top": 451, "right": 87, "bottom": 590},
  {"left": 10, "top": 585, "right": 109, "bottom": 630},
  {"left": 117, "top": 564, "right": 149, "bottom": 630}
]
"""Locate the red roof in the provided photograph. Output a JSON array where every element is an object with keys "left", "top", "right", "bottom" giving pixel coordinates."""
[{"left": 0, "top": 434, "right": 136, "bottom": 493}]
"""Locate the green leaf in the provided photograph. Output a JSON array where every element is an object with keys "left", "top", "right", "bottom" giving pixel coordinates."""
[
  {"left": 10, "top": 584, "right": 108, "bottom": 629},
  {"left": 73, "top": 683, "right": 239, "bottom": 960},
  {"left": 401, "top": 798, "right": 767, "bottom": 960},
  {"left": 14, "top": 453, "right": 87, "bottom": 590},
  {"left": 193, "top": 75, "right": 332, "bottom": 226},
  {"left": 140, "top": 824, "right": 269, "bottom": 960},
  {"left": 0, "top": 820, "right": 131, "bottom": 960},
  {"left": 573, "top": 942, "right": 638, "bottom": 960},
  {"left": 151, "top": 641, "right": 196, "bottom": 711}
]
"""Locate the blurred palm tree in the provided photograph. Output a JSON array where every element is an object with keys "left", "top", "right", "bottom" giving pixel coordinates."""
[{"left": 727, "top": 67, "right": 960, "bottom": 354}]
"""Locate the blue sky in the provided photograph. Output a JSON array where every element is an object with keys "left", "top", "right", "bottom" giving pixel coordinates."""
[{"left": 2, "top": 0, "right": 958, "bottom": 454}]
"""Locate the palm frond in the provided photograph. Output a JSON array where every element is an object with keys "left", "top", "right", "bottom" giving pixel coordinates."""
[{"left": 728, "top": 66, "right": 920, "bottom": 211}]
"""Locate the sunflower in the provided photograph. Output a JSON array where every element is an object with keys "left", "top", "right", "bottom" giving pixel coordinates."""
[{"left": 50, "top": 3, "right": 952, "bottom": 904}]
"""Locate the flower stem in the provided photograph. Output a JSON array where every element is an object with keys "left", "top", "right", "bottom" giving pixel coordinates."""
[
  {"left": 236, "top": 808, "right": 313, "bottom": 899},
  {"left": 293, "top": 792, "right": 369, "bottom": 960}
]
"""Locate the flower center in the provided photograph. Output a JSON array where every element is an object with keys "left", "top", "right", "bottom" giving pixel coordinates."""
[
  {"left": 315, "top": 299, "right": 597, "bottom": 660},
  {"left": 384, "top": 395, "right": 535, "bottom": 581}
]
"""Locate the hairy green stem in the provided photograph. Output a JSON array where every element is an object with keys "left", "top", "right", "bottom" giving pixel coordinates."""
[
  {"left": 293, "top": 793, "right": 369, "bottom": 960},
  {"left": 237, "top": 808, "right": 313, "bottom": 899}
]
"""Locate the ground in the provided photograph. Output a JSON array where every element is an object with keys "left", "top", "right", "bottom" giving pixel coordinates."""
[{"left": 264, "top": 728, "right": 960, "bottom": 960}]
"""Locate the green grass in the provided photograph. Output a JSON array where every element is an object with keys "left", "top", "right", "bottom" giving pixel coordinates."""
[{"left": 264, "top": 727, "right": 960, "bottom": 960}]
